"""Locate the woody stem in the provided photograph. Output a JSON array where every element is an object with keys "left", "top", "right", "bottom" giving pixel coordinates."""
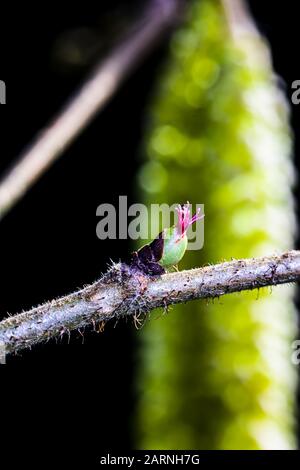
[{"left": 0, "top": 250, "right": 299, "bottom": 356}]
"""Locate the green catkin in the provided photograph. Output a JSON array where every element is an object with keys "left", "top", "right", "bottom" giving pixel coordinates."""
[{"left": 136, "top": 0, "right": 297, "bottom": 449}]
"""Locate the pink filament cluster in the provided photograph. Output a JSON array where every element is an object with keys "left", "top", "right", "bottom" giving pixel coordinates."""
[{"left": 176, "top": 203, "right": 204, "bottom": 236}]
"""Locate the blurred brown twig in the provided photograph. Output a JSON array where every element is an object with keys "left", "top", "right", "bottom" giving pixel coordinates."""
[{"left": 0, "top": 0, "right": 181, "bottom": 221}]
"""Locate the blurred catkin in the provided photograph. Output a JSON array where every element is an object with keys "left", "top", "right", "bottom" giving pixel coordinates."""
[{"left": 136, "top": 0, "right": 298, "bottom": 449}]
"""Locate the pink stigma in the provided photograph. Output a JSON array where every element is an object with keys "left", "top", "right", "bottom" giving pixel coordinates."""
[{"left": 176, "top": 202, "right": 204, "bottom": 236}]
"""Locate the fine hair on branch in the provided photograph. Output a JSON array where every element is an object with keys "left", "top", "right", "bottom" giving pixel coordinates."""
[{"left": 0, "top": 250, "right": 299, "bottom": 356}]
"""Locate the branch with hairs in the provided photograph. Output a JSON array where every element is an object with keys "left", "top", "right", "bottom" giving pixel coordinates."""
[{"left": 0, "top": 250, "right": 299, "bottom": 356}]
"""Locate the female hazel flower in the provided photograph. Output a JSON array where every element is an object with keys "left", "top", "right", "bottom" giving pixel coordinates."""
[{"left": 130, "top": 203, "right": 204, "bottom": 275}]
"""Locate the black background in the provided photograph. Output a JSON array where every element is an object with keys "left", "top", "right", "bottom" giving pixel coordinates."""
[{"left": 0, "top": 0, "right": 299, "bottom": 462}]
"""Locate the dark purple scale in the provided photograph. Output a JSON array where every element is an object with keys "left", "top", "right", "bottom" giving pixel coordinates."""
[{"left": 128, "top": 232, "right": 165, "bottom": 276}]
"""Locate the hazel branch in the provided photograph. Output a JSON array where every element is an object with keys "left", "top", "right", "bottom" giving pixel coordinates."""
[{"left": 0, "top": 250, "right": 299, "bottom": 356}]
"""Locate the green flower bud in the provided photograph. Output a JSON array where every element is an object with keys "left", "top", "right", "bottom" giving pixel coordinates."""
[
  {"left": 129, "top": 203, "right": 204, "bottom": 275},
  {"left": 160, "top": 204, "right": 203, "bottom": 267}
]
